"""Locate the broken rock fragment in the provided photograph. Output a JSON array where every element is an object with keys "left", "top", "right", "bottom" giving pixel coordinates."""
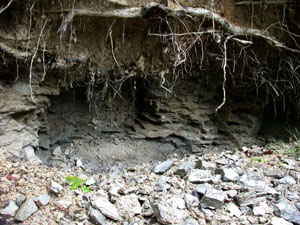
[
  {"left": 14, "top": 198, "right": 38, "bottom": 222},
  {"left": 0, "top": 200, "right": 19, "bottom": 217},
  {"left": 88, "top": 205, "right": 106, "bottom": 225},
  {"left": 220, "top": 168, "right": 240, "bottom": 181},
  {"left": 118, "top": 194, "right": 142, "bottom": 216},
  {"left": 151, "top": 202, "right": 189, "bottom": 224},
  {"left": 174, "top": 161, "right": 196, "bottom": 177},
  {"left": 33, "top": 194, "right": 51, "bottom": 206},
  {"left": 199, "top": 188, "right": 226, "bottom": 209},
  {"left": 188, "top": 169, "right": 212, "bottom": 183},
  {"left": 91, "top": 197, "right": 122, "bottom": 221},
  {"left": 49, "top": 181, "right": 63, "bottom": 194},
  {"left": 274, "top": 198, "right": 300, "bottom": 224},
  {"left": 152, "top": 160, "right": 174, "bottom": 174}
]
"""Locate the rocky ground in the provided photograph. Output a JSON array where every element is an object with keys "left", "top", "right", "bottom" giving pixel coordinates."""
[{"left": 0, "top": 141, "right": 300, "bottom": 225}]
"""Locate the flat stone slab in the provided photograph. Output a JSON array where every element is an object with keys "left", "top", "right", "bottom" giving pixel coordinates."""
[
  {"left": 152, "top": 160, "right": 175, "bottom": 175},
  {"left": 188, "top": 169, "right": 213, "bottom": 183},
  {"left": 91, "top": 197, "right": 122, "bottom": 221},
  {"left": 14, "top": 198, "right": 38, "bottom": 222},
  {"left": 151, "top": 202, "right": 189, "bottom": 224}
]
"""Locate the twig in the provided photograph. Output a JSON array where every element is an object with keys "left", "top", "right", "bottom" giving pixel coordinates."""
[{"left": 0, "top": 0, "right": 13, "bottom": 14}]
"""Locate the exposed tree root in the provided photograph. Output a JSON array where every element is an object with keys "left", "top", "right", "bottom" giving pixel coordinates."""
[
  {"left": 0, "top": 0, "right": 14, "bottom": 14},
  {"left": 55, "top": 4, "right": 299, "bottom": 53},
  {"left": 0, "top": 41, "right": 32, "bottom": 59}
]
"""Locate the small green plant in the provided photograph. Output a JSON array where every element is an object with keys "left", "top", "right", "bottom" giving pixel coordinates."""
[
  {"left": 65, "top": 176, "right": 91, "bottom": 193},
  {"left": 251, "top": 157, "right": 266, "bottom": 163},
  {"left": 285, "top": 128, "right": 300, "bottom": 160}
]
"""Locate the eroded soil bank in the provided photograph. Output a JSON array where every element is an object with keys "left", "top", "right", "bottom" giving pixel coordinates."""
[
  {"left": 0, "top": 0, "right": 300, "bottom": 174},
  {"left": 0, "top": 0, "right": 300, "bottom": 224}
]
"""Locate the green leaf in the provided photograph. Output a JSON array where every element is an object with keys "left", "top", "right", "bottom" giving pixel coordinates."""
[
  {"left": 65, "top": 176, "right": 84, "bottom": 186},
  {"left": 81, "top": 185, "right": 91, "bottom": 193}
]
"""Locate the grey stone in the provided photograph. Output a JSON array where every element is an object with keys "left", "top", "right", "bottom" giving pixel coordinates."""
[
  {"left": 49, "top": 181, "right": 63, "bottom": 194},
  {"left": 15, "top": 195, "right": 27, "bottom": 206},
  {"left": 39, "top": 134, "right": 50, "bottom": 150},
  {"left": 168, "top": 197, "right": 186, "bottom": 210},
  {"left": 76, "top": 159, "right": 83, "bottom": 167},
  {"left": 252, "top": 201, "right": 273, "bottom": 216},
  {"left": 199, "top": 160, "right": 216, "bottom": 170},
  {"left": 118, "top": 194, "right": 142, "bottom": 216},
  {"left": 188, "top": 169, "right": 212, "bottom": 183},
  {"left": 215, "top": 159, "right": 229, "bottom": 165},
  {"left": 56, "top": 199, "right": 72, "bottom": 209},
  {"left": 85, "top": 177, "right": 96, "bottom": 186},
  {"left": 225, "top": 190, "right": 238, "bottom": 198},
  {"left": 225, "top": 202, "right": 242, "bottom": 217},
  {"left": 296, "top": 202, "right": 300, "bottom": 211},
  {"left": 174, "top": 161, "right": 196, "bottom": 177},
  {"left": 274, "top": 198, "right": 300, "bottom": 224},
  {"left": 287, "top": 191, "right": 300, "bottom": 201},
  {"left": 265, "top": 169, "right": 285, "bottom": 179},
  {"left": 155, "top": 179, "right": 171, "bottom": 192},
  {"left": 33, "top": 194, "right": 51, "bottom": 206},
  {"left": 192, "top": 185, "right": 211, "bottom": 199},
  {"left": 23, "top": 146, "right": 42, "bottom": 165},
  {"left": 271, "top": 217, "right": 293, "bottom": 225},
  {"left": 279, "top": 176, "right": 297, "bottom": 186},
  {"left": 235, "top": 191, "right": 265, "bottom": 207},
  {"left": 152, "top": 160, "right": 174, "bottom": 174},
  {"left": 91, "top": 197, "right": 122, "bottom": 221},
  {"left": 240, "top": 206, "right": 251, "bottom": 215},
  {"left": 88, "top": 206, "right": 106, "bottom": 225},
  {"left": 239, "top": 172, "right": 272, "bottom": 192},
  {"left": 184, "top": 194, "right": 199, "bottom": 208},
  {"left": 199, "top": 188, "right": 226, "bottom": 209},
  {"left": 151, "top": 203, "right": 189, "bottom": 224},
  {"left": 23, "top": 146, "right": 36, "bottom": 160},
  {"left": 183, "top": 217, "right": 200, "bottom": 225},
  {"left": 220, "top": 168, "right": 240, "bottom": 181},
  {"left": 0, "top": 200, "right": 19, "bottom": 217},
  {"left": 14, "top": 198, "right": 38, "bottom": 222},
  {"left": 52, "top": 146, "right": 62, "bottom": 156}
]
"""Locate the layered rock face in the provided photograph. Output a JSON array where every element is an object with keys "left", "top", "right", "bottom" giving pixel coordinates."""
[{"left": 0, "top": 68, "right": 263, "bottom": 162}]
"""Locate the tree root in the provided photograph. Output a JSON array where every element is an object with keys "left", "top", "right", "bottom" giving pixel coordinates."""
[
  {"left": 55, "top": 4, "right": 299, "bottom": 53},
  {"left": 0, "top": 41, "right": 32, "bottom": 59}
]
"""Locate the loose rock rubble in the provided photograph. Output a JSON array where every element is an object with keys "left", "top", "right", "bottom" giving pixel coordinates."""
[{"left": 0, "top": 144, "right": 300, "bottom": 225}]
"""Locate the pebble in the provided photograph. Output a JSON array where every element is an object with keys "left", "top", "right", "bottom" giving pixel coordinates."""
[
  {"left": 33, "top": 194, "right": 51, "bottom": 206},
  {"left": 15, "top": 195, "right": 27, "bottom": 206},
  {"left": 49, "top": 181, "right": 63, "bottom": 194}
]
